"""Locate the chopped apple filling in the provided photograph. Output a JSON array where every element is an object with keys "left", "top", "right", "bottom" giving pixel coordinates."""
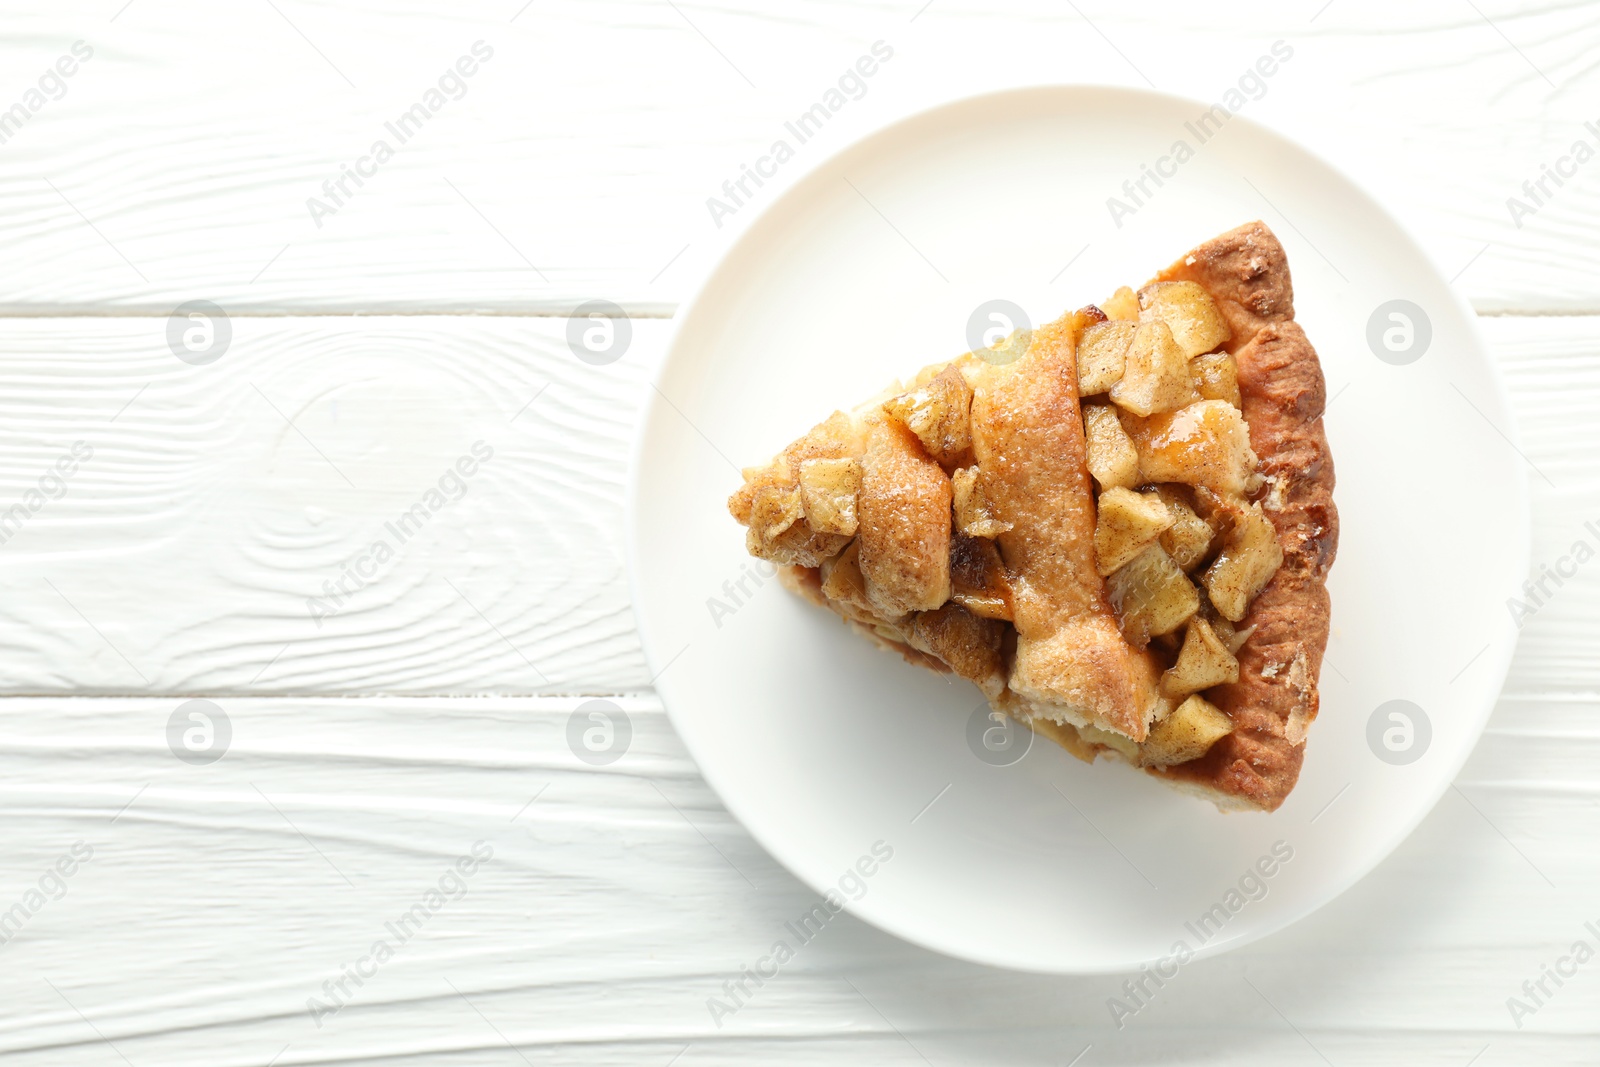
[
  {"left": 1204, "top": 499, "right": 1283, "bottom": 622},
  {"left": 1094, "top": 487, "right": 1172, "bottom": 576},
  {"left": 1152, "top": 485, "right": 1214, "bottom": 571},
  {"left": 1067, "top": 274, "right": 1277, "bottom": 758},
  {"left": 1105, "top": 543, "right": 1200, "bottom": 647},
  {"left": 1083, "top": 403, "right": 1140, "bottom": 491},
  {"left": 951, "top": 465, "right": 1012, "bottom": 539},
  {"left": 882, "top": 364, "right": 974, "bottom": 468},
  {"left": 1120, "top": 400, "right": 1260, "bottom": 496},
  {"left": 1138, "top": 280, "right": 1231, "bottom": 358},
  {"left": 1076, "top": 321, "right": 1133, "bottom": 396},
  {"left": 1141, "top": 694, "right": 1233, "bottom": 765},
  {"left": 1190, "top": 352, "right": 1242, "bottom": 408},
  {"left": 797, "top": 458, "right": 861, "bottom": 536},
  {"left": 1160, "top": 616, "right": 1240, "bottom": 698},
  {"left": 1108, "top": 321, "right": 1198, "bottom": 417}
]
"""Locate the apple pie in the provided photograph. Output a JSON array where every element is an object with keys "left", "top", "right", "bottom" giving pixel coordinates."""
[{"left": 727, "top": 222, "right": 1337, "bottom": 812}]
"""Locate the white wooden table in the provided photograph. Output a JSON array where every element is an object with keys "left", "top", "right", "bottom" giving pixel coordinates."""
[{"left": 1, "top": 2, "right": 1596, "bottom": 1063}]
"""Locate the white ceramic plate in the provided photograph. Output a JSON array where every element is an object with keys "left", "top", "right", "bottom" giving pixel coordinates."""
[{"left": 627, "top": 86, "right": 1528, "bottom": 973}]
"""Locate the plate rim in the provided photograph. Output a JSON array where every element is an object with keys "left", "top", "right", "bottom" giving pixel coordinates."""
[{"left": 625, "top": 81, "right": 1532, "bottom": 974}]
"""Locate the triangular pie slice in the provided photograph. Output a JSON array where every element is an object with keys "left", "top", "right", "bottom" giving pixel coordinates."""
[{"left": 728, "top": 222, "right": 1338, "bottom": 812}]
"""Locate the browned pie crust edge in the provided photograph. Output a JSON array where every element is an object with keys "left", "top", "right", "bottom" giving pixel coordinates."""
[{"left": 1147, "top": 221, "right": 1339, "bottom": 812}]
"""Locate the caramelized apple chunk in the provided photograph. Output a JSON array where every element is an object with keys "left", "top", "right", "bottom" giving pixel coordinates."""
[
  {"left": 1106, "top": 543, "right": 1200, "bottom": 646},
  {"left": 1141, "top": 694, "right": 1232, "bottom": 765},
  {"left": 1120, "top": 400, "right": 1260, "bottom": 495},
  {"left": 728, "top": 411, "right": 863, "bottom": 566},
  {"left": 743, "top": 482, "right": 802, "bottom": 548},
  {"left": 882, "top": 364, "right": 974, "bottom": 468},
  {"left": 1204, "top": 500, "right": 1283, "bottom": 621},
  {"left": 1191, "top": 352, "right": 1242, "bottom": 408},
  {"left": 1108, "top": 321, "right": 1199, "bottom": 417},
  {"left": 1152, "top": 485, "right": 1214, "bottom": 571},
  {"left": 1076, "top": 321, "right": 1133, "bottom": 396},
  {"left": 797, "top": 457, "right": 861, "bottom": 536},
  {"left": 1083, "top": 403, "right": 1140, "bottom": 491},
  {"left": 1160, "top": 616, "right": 1240, "bottom": 698},
  {"left": 1094, "top": 487, "right": 1172, "bottom": 576},
  {"left": 1138, "top": 280, "right": 1231, "bottom": 358},
  {"left": 951, "top": 465, "right": 1012, "bottom": 539}
]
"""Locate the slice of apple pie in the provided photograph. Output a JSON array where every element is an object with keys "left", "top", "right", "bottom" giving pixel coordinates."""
[{"left": 728, "top": 222, "right": 1337, "bottom": 812}]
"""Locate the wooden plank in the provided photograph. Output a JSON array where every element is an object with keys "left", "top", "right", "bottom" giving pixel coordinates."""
[
  {"left": 0, "top": 695, "right": 1593, "bottom": 1066},
  {"left": 0, "top": 312, "right": 1589, "bottom": 696},
  {"left": 0, "top": 314, "right": 663, "bottom": 694},
  {"left": 0, "top": 1, "right": 1596, "bottom": 313}
]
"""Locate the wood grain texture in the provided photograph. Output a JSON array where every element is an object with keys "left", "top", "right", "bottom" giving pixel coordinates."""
[
  {"left": 0, "top": 315, "right": 662, "bottom": 694},
  {"left": 0, "top": 1, "right": 1595, "bottom": 313},
  {"left": 0, "top": 696, "right": 1593, "bottom": 1066}
]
